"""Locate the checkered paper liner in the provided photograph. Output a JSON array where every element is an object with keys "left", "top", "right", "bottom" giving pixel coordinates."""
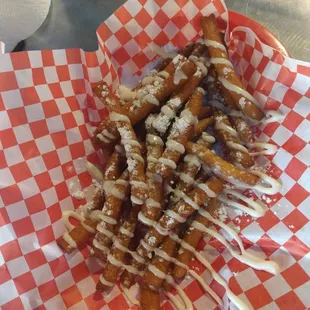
[{"left": 0, "top": 0, "right": 310, "bottom": 309}]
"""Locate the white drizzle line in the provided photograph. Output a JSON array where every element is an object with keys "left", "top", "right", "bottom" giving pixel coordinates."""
[
  {"left": 249, "top": 142, "right": 277, "bottom": 156},
  {"left": 195, "top": 252, "right": 250, "bottom": 310},
  {"left": 218, "top": 189, "right": 266, "bottom": 218},
  {"left": 147, "top": 134, "right": 164, "bottom": 146},
  {"left": 152, "top": 242, "right": 221, "bottom": 308},
  {"left": 215, "top": 121, "right": 238, "bottom": 137},
  {"left": 93, "top": 238, "right": 109, "bottom": 253},
  {"left": 62, "top": 211, "right": 95, "bottom": 233},
  {"left": 150, "top": 43, "right": 179, "bottom": 59},
  {"left": 218, "top": 76, "right": 261, "bottom": 108},
  {"left": 210, "top": 58, "right": 233, "bottom": 67},
  {"left": 184, "top": 154, "right": 201, "bottom": 167},
  {"left": 86, "top": 161, "right": 104, "bottom": 182},
  {"left": 204, "top": 39, "right": 226, "bottom": 51},
  {"left": 109, "top": 112, "right": 130, "bottom": 123},
  {"left": 99, "top": 274, "right": 114, "bottom": 287},
  {"left": 264, "top": 111, "right": 284, "bottom": 124},
  {"left": 213, "top": 169, "right": 281, "bottom": 195},
  {"left": 63, "top": 232, "right": 77, "bottom": 249},
  {"left": 158, "top": 157, "right": 177, "bottom": 169},
  {"left": 192, "top": 216, "right": 279, "bottom": 275},
  {"left": 226, "top": 141, "right": 249, "bottom": 153},
  {"left": 120, "top": 283, "right": 140, "bottom": 306}
]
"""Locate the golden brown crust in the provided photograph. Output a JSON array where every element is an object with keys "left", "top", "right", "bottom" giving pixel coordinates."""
[
  {"left": 96, "top": 204, "right": 140, "bottom": 292},
  {"left": 143, "top": 176, "right": 224, "bottom": 250},
  {"left": 186, "top": 141, "right": 259, "bottom": 185},
  {"left": 213, "top": 110, "right": 254, "bottom": 168},
  {"left": 57, "top": 219, "right": 97, "bottom": 254},
  {"left": 201, "top": 15, "right": 264, "bottom": 121},
  {"left": 173, "top": 198, "right": 217, "bottom": 279}
]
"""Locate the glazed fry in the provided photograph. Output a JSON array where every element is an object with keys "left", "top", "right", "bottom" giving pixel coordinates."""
[
  {"left": 152, "top": 62, "right": 207, "bottom": 136},
  {"left": 96, "top": 203, "right": 140, "bottom": 292},
  {"left": 213, "top": 110, "right": 254, "bottom": 168},
  {"left": 189, "top": 117, "right": 214, "bottom": 140},
  {"left": 186, "top": 142, "right": 259, "bottom": 185},
  {"left": 155, "top": 88, "right": 204, "bottom": 178},
  {"left": 173, "top": 198, "right": 217, "bottom": 279},
  {"left": 91, "top": 170, "right": 130, "bottom": 260},
  {"left": 143, "top": 176, "right": 224, "bottom": 250},
  {"left": 57, "top": 212, "right": 97, "bottom": 254},
  {"left": 201, "top": 15, "right": 264, "bottom": 121},
  {"left": 113, "top": 112, "right": 148, "bottom": 204}
]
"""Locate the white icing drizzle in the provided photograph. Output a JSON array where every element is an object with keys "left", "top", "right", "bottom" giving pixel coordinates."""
[
  {"left": 103, "top": 180, "right": 115, "bottom": 193},
  {"left": 264, "top": 111, "right": 284, "bottom": 124},
  {"left": 144, "top": 94, "right": 159, "bottom": 106},
  {"left": 131, "top": 195, "right": 144, "bottom": 205},
  {"left": 166, "top": 139, "right": 185, "bottom": 154},
  {"left": 127, "top": 153, "right": 144, "bottom": 163},
  {"left": 165, "top": 209, "right": 187, "bottom": 223},
  {"left": 115, "top": 179, "right": 128, "bottom": 186},
  {"left": 99, "top": 274, "right": 114, "bottom": 287},
  {"left": 109, "top": 112, "right": 131, "bottom": 123},
  {"left": 130, "top": 181, "right": 148, "bottom": 189},
  {"left": 63, "top": 232, "right": 77, "bottom": 248},
  {"left": 147, "top": 134, "right": 164, "bottom": 146},
  {"left": 250, "top": 170, "right": 282, "bottom": 195},
  {"left": 197, "top": 183, "right": 217, "bottom": 197},
  {"left": 215, "top": 121, "right": 238, "bottom": 137},
  {"left": 124, "top": 264, "right": 143, "bottom": 276},
  {"left": 96, "top": 224, "right": 115, "bottom": 239},
  {"left": 107, "top": 253, "right": 123, "bottom": 267},
  {"left": 155, "top": 223, "right": 170, "bottom": 236},
  {"left": 102, "top": 129, "right": 116, "bottom": 140},
  {"left": 120, "top": 283, "right": 140, "bottom": 306},
  {"left": 142, "top": 76, "right": 164, "bottom": 86},
  {"left": 179, "top": 172, "right": 195, "bottom": 185},
  {"left": 192, "top": 219, "right": 279, "bottom": 275},
  {"left": 158, "top": 157, "right": 177, "bottom": 169},
  {"left": 150, "top": 43, "right": 178, "bottom": 59},
  {"left": 118, "top": 85, "right": 137, "bottom": 101},
  {"left": 161, "top": 105, "right": 176, "bottom": 118},
  {"left": 97, "top": 133, "right": 110, "bottom": 143},
  {"left": 184, "top": 154, "right": 201, "bottom": 167},
  {"left": 197, "top": 87, "right": 205, "bottom": 95},
  {"left": 147, "top": 156, "right": 158, "bottom": 163},
  {"left": 111, "top": 188, "right": 126, "bottom": 200},
  {"left": 93, "top": 238, "right": 109, "bottom": 253},
  {"left": 174, "top": 69, "right": 188, "bottom": 85},
  {"left": 145, "top": 198, "right": 161, "bottom": 209},
  {"left": 119, "top": 226, "right": 134, "bottom": 238},
  {"left": 182, "top": 194, "right": 200, "bottom": 211},
  {"left": 201, "top": 132, "right": 216, "bottom": 143},
  {"left": 154, "top": 240, "right": 220, "bottom": 308},
  {"left": 249, "top": 142, "right": 277, "bottom": 156},
  {"left": 190, "top": 271, "right": 223, "bottom": 306},
  {"left": 141, "top": 239, "right": 154, "bottom": 252},
  {"left": 148, "top": 264, "right": 166, "bottom": 279},
  {"left": 121, "top": 139, "right": 141, "bottom": 148},
  {"left": 159, "top": 71, "right": 170, "bottom": 78},
  {"left": 204, "top": 39, "right": 226, "bottom": 51},
  {"left": 62, "top": 211, "right": 95, "bottom": 233},
  {"left": 226, "top": 141, "right": 249, "bottom": 153},
  {"left": 195, "top": 252, "right": 249, "bottom": 310},
  {"left": 218, "top": 189, "right": 266, "bottom": 218},
  {"left": 86, "top": 161, "right": 104, "bottom": 182},
  {"left": 218, "top": 76, "right": 261, "bottom": 108},
  {"left": 138, "top": 211, "right": 156, "bottom": 227},
  {"left": 210, "top": 58, "right": 233, "bottom": 67}
]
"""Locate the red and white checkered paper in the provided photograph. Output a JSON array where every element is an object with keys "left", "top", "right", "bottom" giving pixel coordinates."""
[{"left": 0, "top": 0, "right": 310, "bottom": 309}]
